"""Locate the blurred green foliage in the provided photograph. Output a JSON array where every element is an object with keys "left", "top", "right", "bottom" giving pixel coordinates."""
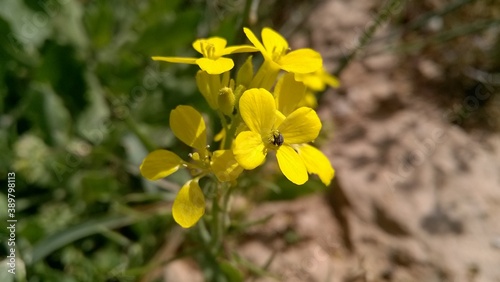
[{"left": 0, "top": 0, "right": 262, "bottom": 281}]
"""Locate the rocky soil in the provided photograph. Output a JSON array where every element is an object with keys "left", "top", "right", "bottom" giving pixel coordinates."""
[
  {"left": 164, "top": 0, "right": 500, "bottom": 281},
  {"left": 238, "top": 0, "right": 500, "bottom": 281}
]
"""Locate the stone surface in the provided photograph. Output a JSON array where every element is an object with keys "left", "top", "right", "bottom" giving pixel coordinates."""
[{"left": 236, "top": 0, "right": 500, "bottom": 281}]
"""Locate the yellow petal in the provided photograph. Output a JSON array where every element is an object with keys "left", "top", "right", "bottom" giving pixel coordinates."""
[
  {"left": 152, "top": 56, "right": 198, "bottom": 64},
  {"left": 222, "top": 45, "right": 259, "bottom": 55},
  {"left": 297, "top": 144, "right": 335, "bottom": 186},
  {"left": 295, "top": 72, "right": 325, "bottom": 91},
  {"left": 306, "top": 75, "right": 325, "bottom": 91},
  {"left": 235, "top": 122, "right": 249, "bottom": 135},
  {"left": 274, "top": 72, "right": 306, "bottom": 116},
  {"left": 279, "top": 49, "right": 322, "bottom": 74},
  {"left": 243, "top": 27, "right": 270, "bottom": 59},
  {"left": 276, "top": 145, "right": 308, "bottom": 185},
  {"left": 233, "top": 131, "right": 267, "bottom": 170},
  {"left": 322, "top": 71, "right": 340, "bottom": 88},
  {"left": 279, "top": 107, "right": 321, "bottom": 144},
  {"left": 274, "top": 110, "right": 286, "bottom": 129},
  {"left": 239, "top": 88, "right": 276, "bottom": 136},
  {"left": 172, "top": 180, "right": 205, "bottom": 228},
  {"left": 140, "top": 150, "right": 182, "bottom": 180},
  {"left": 298, "top": 91, "right": 318, "bottom": 109},
  {"left": 170, "top": 105, "right": 207, "bottom": 151},
  {"left": 261, "top": 27, "right": 289, "bottom": 57},
  {"left": 211, "top": 150, "right": 244, "bottom": 182},
  {"left": 196, "top": 57, "right": 234, "bottom": 74},
  {"left": 192, "top": 37, "right": 227, "bottom": 56},
  {"left": 296, "top": 69, "right": 340, "bottom": 91}
]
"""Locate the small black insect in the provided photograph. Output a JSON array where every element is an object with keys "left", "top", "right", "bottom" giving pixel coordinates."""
[{"left": 271, "top": 131, "right": 284, "bottom": 146}]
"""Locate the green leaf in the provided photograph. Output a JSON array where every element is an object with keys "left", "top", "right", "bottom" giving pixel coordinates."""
[
  {"left": 83, "top": 1, "right": 115, "bottom": 49},
  {"left": 72, "top": 170, "right": 121, "bottom": 203},
  {"left": 220, "top": 261, "right": 243, "bottom": 282},
  {"left": 34, "top": 83, "right": 71, "bottom": 146},
  {"left": 76, "top": 72, "right": 110, "bottom": 144},
  {"left": 28, "top": 215, "right": 138, "bottom": 265},
  {"left": 0, "top": 0, "right": 51, "bottom": 53}
]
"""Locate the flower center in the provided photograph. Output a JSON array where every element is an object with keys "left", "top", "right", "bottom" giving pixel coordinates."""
[
  {"left": 270, "top": 130, "right": 284, "bottom": 147},
  {"left": 271, "top": 46, "right": 288, "bottom": 62},
  {"left": 201, "top": 41, "right": 217, "bottom": 59}
]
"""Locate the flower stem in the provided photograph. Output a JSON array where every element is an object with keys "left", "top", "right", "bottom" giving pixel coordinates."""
[
  {"left": 334, "top": 0, "right": 408, "bottom": 76},
  {"left": 223, "top": 114, "right": 241, "bottom": 150},
  {"left": 220, "top": 183, "right": 232, "bottom": 233},
  {"left": 217, "top": 111, "right": 232, "bottom": 150},
  {"left": 210, "top": 181, "right": 233, "bottom": 255},
  {"left": 210, "top": 190, "right": 221, "bottom": 254}
]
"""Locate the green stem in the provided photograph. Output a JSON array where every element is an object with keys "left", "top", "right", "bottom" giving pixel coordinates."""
[
  {"left": 210, "top": 184, "right": 221, "bottom": 254},
  {"left": 218, "top": 112, "right": 230, "bottom": 150},
  {"left": 406, "top": 0, "right": 476, "bottom": 31},
  {"left": 220, "top": 183, "right": 232, "bottom": 235},
  {"left": 367, "top": 0, "right": 477, "bottom": 52},
  {"left": 334, "top": 0, "right": 408, "bottom": 76},
  {"left": 377, "top": 18, "right": 500, "bottom": 56},
  {"left": 223, "top": 114, "right": 241, "bottom": 150},
  {"left": 237, "top": 0, "right": 255, "bottom": 36},
  {"left": 211, "top": 182, "right": 233, "bottom": 254}
]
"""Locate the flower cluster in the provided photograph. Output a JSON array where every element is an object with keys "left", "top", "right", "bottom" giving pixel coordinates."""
[{"left": 140, "top": 27, "right": 338, "bottom": 228}]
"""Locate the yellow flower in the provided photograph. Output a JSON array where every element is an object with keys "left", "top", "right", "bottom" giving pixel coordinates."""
[
  {"left": 140, "top": 149, "right": 205, "bottom": 228},
  {"left": 140, "top": 105, "right": 242, "bottom": 228},
  {"left": 232, "top": 88, "right": 322, "bottom": 185},
  {"left": 243, "top": 27, "right": 322, "bottom": 74},
  {"left": 141, "top": 105, "right": 242, "bottom": 182},
  {"left": 152, "top": 37, "right": 257, "bottom": 75},
  {"left": 294, "top": 67, "right": 340, "bottom": 92},
  {"left": 295, "top": 68, "right": 340, "bottom": 108},
  {"left": 273, "top": 72, "right": 334, "bottom": 184}
]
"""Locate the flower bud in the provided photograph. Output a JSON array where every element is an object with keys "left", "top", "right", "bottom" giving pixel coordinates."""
[
  {"left": 236, "top": 55, "right": 253, "bottom": 88},
  {"left": 218, "top": 87, "right": 235, "bottom": 116}
]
